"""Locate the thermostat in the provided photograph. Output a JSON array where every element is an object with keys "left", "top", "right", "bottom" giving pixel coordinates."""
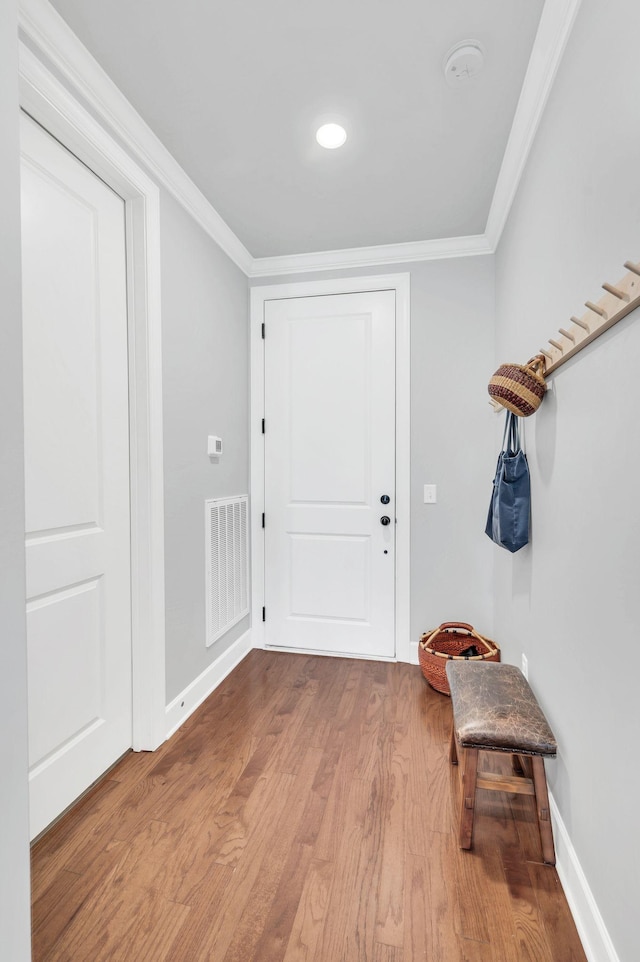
[{"left": 207, "top": 435, "right": 223, "bottom": 457}]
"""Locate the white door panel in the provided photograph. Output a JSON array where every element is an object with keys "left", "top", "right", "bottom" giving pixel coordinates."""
[
  {"left": 27, "top": 581, "right": 103, "bottom": 765},
  {"left": 22, "top": 160, "right": 101, "bottom": 533},
  {"left": 288, "top": 314, "right": 370, "bottom": 504},
  {"left": 21, "top": 112, "right": 132, "bottom": 838},
  {"left": 264, "top": 291, "right": 395, "bottom": 658},
  {"left": 25, "top": 529, "right": 104, "bottom": 599}
]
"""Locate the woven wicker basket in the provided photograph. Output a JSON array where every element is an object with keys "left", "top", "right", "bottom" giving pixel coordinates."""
[
  {"left": 488, "top": 354, "right": 546, "bottom": 417},
  {"left": 419, "top": 622, "right": 500, "bottom": 695}
]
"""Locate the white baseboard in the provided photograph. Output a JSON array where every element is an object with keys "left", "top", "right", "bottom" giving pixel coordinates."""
[
  {"left": 409, "top": 640, "right": 420, "bottom": 665},
  {"left": 550, "top": 793, "right": 621, "bottom": 962},
  {"left": 165, "top": 629, "right": 252, "bottom": 739}
]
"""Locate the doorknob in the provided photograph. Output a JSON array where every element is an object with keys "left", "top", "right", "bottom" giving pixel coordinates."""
[
  {"left": 380, "top": 494, "right": 390, "bottom": 504},
  {"left": 380, "top": 516, "right": 391, "bottom": 526}
]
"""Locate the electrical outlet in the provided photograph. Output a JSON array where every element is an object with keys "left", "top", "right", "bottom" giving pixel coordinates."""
[{"left": 521, "top": 654, "right": 528, "bottom": 679}]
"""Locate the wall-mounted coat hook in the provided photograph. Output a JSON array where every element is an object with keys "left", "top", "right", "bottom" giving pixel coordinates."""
[
  {"left": 570, "top": 315, "right": 590, "bottom": 331},
  {"left": 602, "top": 282, "right": 629, "bottom": 302},
  {"left": 490, "top": 258, "right": 640, "bottom": 412},
  {"left": 585, "top": 300, "right": 607, "bottom": 319}
]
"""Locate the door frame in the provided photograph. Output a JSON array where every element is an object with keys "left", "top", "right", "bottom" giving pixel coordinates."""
[
  {"left": 250, "top": 274, "right": 411, "bottom": 663},
  {"left": 19, "top": 44, "right": 167, "bottom": 750}
]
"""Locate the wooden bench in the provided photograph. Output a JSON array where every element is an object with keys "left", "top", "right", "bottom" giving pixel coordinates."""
[{"left": 446, "top": 660, "right": 557, "bottom": 865}]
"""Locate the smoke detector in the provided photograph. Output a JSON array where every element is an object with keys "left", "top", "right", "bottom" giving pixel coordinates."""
[{"left": 443, "top": 41, "right": 485, "bottom": 87}]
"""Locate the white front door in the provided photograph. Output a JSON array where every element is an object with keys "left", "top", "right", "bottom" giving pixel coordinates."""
[
  {"left": 264, "top": 290, "right": 396, "bottom": 658},
  {"left": 21, "top": 112, "right": 132, "bottom": 838}
]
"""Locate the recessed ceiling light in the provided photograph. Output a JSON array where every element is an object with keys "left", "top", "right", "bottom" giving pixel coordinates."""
[{"left": 316, "top": 123, "right": 347, "bottom": 149}]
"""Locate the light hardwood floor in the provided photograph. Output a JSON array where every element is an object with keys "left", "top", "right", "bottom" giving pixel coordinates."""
[{"left": 31, "top": 650, "right": 587, "bottom": 961}]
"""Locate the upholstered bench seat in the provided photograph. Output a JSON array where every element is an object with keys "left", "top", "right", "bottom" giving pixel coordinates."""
[
  {"left": 447, "top": 661, "right": 557, "bottom": 756},
  {"left": 446, "top": 660, "right": 557, "bottom": 865}
]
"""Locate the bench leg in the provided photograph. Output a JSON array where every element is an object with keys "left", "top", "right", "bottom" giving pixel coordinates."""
[
  {"left": 459, "top": 747, "right": 479, "bottom": 850},
  {"left": 531, "top": 756, "right": 556, "bottom": 866},
  {"left": 449, "top": 724, "right": 458, "bottom": 765}
]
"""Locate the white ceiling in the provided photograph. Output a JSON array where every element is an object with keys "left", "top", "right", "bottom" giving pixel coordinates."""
[{"left": 47, "top": 0, "right": 545, "bottom": 259}]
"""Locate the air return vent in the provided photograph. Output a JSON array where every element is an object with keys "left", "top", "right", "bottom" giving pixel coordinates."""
[{"left": 205, "top": 495, "right": 249, "bottom": 646}]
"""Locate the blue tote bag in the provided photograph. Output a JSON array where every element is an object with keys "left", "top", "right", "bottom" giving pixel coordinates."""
[{"left": 485, "top": 411, "right": 530, "bottom": 553}]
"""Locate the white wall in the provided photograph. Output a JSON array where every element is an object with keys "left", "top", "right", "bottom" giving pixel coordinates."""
[
  {"left": 0, "top": 2, "right": 32, "bottom": 959},
  {"left": 494, "top": 1, "right": 640, "bottom": 959},
  {"left": 161, "top": 190, "right": 249, "bottom": 702},
  {"left": 251, "top": 256, "right": 497, "bottom": 648},
  {"left": 408, "top": 257, "right": 495, "bottom": 641}
]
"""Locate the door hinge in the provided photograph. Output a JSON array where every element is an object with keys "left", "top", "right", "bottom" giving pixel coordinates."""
[
  {"left": 261, "top": 418, "right": 265, "bottom": 434},
  {"left": 262, "top": 606, "right": 266, "bottom": 622},
  {"left": 261, "top": 512, "right": 265, "bottom": 528},
  {"left": 261, "top": 322, "right": 265, "bottom": 339}
]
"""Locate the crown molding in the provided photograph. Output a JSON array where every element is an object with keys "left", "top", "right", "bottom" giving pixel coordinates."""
[
  {"left": 18, "top": 0, "right": 579, "bottom": 278},
  {"left": 247, "top": 0, "right": 581, "bottom": 277},
  {"left": 247, "top": 234, "right": 492, "bottom": 277},
  {"left": 18, "top": 0, "right": 253, "bottom": 275},
  {"left": 484, "top": 0, "right": 583, "bottom": 250}
]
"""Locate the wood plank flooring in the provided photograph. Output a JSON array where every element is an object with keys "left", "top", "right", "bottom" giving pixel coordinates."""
[{"left": 31, "top": 650, "right": 587, "bottom": 961}]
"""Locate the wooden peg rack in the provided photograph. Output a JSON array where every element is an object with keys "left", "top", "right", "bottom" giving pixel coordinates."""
[{"left": 490, "top": 258, "right": 640, "bottom": 411}]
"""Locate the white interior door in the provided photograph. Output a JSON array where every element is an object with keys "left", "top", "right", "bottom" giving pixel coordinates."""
[
  {"left": 264, "top": 290, "right": 396, "bottom": 658},
  {"left": 21, "top": 112, "right": 132, "bottom": 838}
]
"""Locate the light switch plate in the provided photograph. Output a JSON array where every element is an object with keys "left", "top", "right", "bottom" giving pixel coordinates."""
[{"left": 423, "top": 484, "right": 437, "bottom": 504}]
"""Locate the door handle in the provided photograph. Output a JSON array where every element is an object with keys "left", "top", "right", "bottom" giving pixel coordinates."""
[{"left": 380, "top": 516, "right": 391, "bottom": 526}]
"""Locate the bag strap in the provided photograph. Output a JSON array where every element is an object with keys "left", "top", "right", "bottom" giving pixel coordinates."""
[
  {"left": 503, "top": 410, "right": 522, "bottom": 455},
  {"left": 510, "top": 412, "right": 521, "bottom": 454},
  {"left": 501, "top": 410, "right": 512, "bottom": 452},
  {"left": 513, "top": 412, "right": 522, "bottom": 453}
]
